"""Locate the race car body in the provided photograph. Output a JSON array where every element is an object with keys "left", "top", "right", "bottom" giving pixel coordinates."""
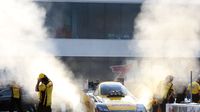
[{"left": 85, "top": 81, "right": 146, "bottom": 112}]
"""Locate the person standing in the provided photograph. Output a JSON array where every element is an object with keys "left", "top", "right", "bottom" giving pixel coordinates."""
[
  {"left": 10, "top": 81, "right": 23, "bottom": 112},
  {"left": 156, "top": 75, "right": 175, "bottom": 112},
  {"left": 35, "top": 73, "right": 53, "bottom": 112},
  {"left": 187, "top": 76, "right": 200, "bottom": 103}
]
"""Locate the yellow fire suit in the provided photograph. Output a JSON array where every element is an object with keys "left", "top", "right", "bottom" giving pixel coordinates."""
[
  {"left": 10, "top": 84, "right": 23, "bottom": 112},
  {"left": 187, "top": 81, "right": 200, "bottom": 103},
  {"left": 38, "top": 81, "right": 53, "bottom": 112}
]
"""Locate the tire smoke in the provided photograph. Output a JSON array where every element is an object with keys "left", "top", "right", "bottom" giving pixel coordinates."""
[
  {"left": 0, "top": 0, "right": 84, "bottom": 111},
  {"left": 127, "top": 0, "right": 200, "bottom": 108}
]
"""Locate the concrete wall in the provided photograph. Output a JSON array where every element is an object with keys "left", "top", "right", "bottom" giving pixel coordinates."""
[
  {"left": 47, "top": 39, "right": 200, "bottom": 58},
  {"left": 2, "top": 39, "right": 199, "bottom": 57}
]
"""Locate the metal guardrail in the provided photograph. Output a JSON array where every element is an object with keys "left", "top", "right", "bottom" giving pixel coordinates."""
[{"left": 166, "top": 103, "right": 200, "bottom": 112}]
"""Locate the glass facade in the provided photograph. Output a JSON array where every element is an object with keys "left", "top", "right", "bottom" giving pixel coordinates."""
[{"left": 38, "top": 2, "right": 141, "bottom": 39}]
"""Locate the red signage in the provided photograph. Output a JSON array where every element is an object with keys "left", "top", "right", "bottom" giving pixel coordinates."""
[{"left": 110, "top": 64, "right": 132, "bottom": 75}]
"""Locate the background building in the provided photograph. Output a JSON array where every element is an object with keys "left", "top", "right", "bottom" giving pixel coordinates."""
[{"left": 36, "top": 0, "right": 143, "bottom": 80}]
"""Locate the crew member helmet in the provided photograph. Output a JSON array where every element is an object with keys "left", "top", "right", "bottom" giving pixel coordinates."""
[{"left": 38, "top": 73, "right": 46, "bottom": 79}]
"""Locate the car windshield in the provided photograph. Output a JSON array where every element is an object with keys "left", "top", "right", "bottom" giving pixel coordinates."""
[{"left": 100, "top": 83, "right": 127, "bottom": 96}]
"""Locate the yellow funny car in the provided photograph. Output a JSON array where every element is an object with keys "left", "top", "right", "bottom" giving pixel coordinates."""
[{"left": 84, "top": 81, "right": 146, "bottom": 112}]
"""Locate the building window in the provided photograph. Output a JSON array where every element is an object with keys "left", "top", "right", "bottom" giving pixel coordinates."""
[
  {"left": 88, "top": 4, "right": 105, "bottom": 39},
  {"left": 43, "top": 2, "right": 72, "bottom": 38},
  {"left": 72, "top": 3, "right": 88, "bottom": 38},
  {"left": 121, "top": 4, "right": 141, "bottom": 39},
  {"left": 105, "top": 4, "right": 121, "bottom": 39},
  {"left": 39, "top": 2, "right": 141, "bottom": 39}
]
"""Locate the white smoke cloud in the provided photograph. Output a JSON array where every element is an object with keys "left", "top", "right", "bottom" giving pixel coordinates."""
[
  {"left": 0, "top": 0, "right": 84, "bottom": 111},
  {"left": 127, "top": 0, "right": 200, "bottom": 108}
]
